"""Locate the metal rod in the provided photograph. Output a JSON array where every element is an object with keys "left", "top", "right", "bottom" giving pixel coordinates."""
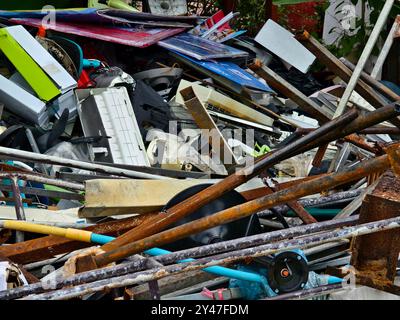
[
  {"left": 0, "top": 147, "right": 169, "bottom": 180},
  {"left": 334, "top": 0, "right": 395, "bottom": 117},
  {"left": 0, "top": 172, "right": 84, "bottom": 191},
  {"left": 22, "top": 215, "right": 400, "bottom": 300},
  {"left": 95, "top": 154, "right": 392, "bottom": 267},
  {"left": 10, "top": 177, "right": 26, "bottom": 243},
  {"left": 0, "top": 215, "right": 358, "bottom": 300}
]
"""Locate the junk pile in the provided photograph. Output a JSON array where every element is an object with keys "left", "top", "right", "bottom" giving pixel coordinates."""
[{"left": 0, "top": 1, "right": 399, "bottom": 301}]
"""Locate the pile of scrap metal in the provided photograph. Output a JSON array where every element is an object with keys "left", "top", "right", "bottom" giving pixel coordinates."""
[{"left": 0, "top": 1, "right": 399, "bottom": 301}]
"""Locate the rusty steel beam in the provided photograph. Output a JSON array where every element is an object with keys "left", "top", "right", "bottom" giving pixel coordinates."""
[
  {"left": 296, "top": 31, "right": 400, "bottom": 129},
  {"left": 97, "top": 104, "right": 400, "bottom": 259},
  {"left": 312, "top": 144, "right": 329, "bottom": 167},
  {"left": 351, "top": 170, "right": 400, "bottom": 289},
  {"left": 0, "top": 212, "right": 158, "bottom": 264},
  {"left": 249, "top": 61, "right": 332, "bottom": 123},
  {"left": 91, "top": 150, "right": 397, "bottom": 269}
]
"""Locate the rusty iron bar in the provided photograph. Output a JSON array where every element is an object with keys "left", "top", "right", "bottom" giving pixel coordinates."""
[
  {"left": 22, "top": 215, "right": 400, "bottom": 300},
  {"left": 342, "top": 134, "right": 382, "bottom": 154},
  {"left": 100, "top": 109, "right": 360, "bottom": 254},
  {"left": 312, "top": 144, "right": 329, "bottom": 167},
  {"left": 94, "top": 153, "right": 393, "bottom": 268},
  {"left": 0, "top": 215, "right": 358, "bottom": 300},
  {"left": 10, "top": 177, "right": 26, "bottom": 243}
]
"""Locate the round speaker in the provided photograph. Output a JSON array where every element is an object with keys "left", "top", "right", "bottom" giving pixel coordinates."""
[{"left": 267, "top": 251, "right": 309, "bottom": 294}]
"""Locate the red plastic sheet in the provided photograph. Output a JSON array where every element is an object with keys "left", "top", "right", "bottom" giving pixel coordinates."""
[{"left": 10, "top": 18, "right": 185, "bottom": 48}]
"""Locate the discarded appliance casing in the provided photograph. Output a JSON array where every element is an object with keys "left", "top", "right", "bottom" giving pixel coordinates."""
[{"left": 76, "top": 87, "right": 150, "bottom": 167}]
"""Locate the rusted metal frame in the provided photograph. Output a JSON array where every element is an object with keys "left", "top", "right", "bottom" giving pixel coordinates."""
[
  {"left": 351, "top": 170, "right": 400, "bottom": 291},
  {"left": 98, "top": 104, "right": 400, "bottom": 258},
  {"left": 296, "top": 31, "right": 400, "bottom": 129},
  {"left": 0, "top": 215, "right": 359, "bottom": 300},
  {"left": 22, "top": 215, "right": 400, "bottom": 300},
  {"left": 264, "top": 283, "right": 345, "bottom": 300},
  {"left": 248, "top": 61, "right": 332, "bottom": 124},
  {"left": 0, "top": 212, "right": 158, "bottom": 264},
  {"left": 99, "top": 110, "right": 359, "bottom": 255},
  {"left": 264, "top": 178, "right": 317, "bottom": 224},
  {"left": 10, "top": 177, "right": 26, "bottom": 243},
  {"left": 340, "top": 57, "right": 400, "bottom": 102},
  {"left": 94, "top": 153, "right": 394, "bottom": 268}
]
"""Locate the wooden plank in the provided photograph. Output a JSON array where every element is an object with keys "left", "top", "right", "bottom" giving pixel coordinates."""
[{"left": 81, "top": 179, "right": 208, "bottom": 218}]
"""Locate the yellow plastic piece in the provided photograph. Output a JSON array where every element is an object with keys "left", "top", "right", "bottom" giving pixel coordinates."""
[{"left": 3, "top": 220, "right": 92, "bottom": 243}]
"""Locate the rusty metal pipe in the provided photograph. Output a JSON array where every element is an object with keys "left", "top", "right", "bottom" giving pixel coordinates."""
[
  {"left": 100, "top": 109, "right": 359, "bottom": 252},
  {"left": 95, "top": 154, "right": 392, "bottom": 267}
]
